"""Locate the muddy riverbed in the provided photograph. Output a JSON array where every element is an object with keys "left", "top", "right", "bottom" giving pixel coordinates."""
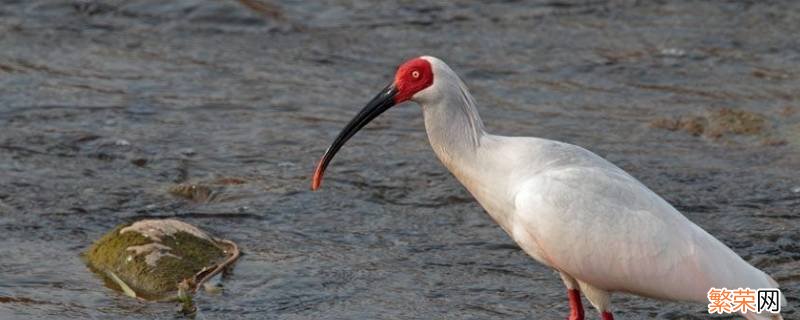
[{"left": 1, "top": 1, "right": 798, "bottom": 319}]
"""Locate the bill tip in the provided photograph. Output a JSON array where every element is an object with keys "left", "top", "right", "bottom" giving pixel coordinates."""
[{"left": 311, "top": 164, "right": 323, "bottom": 191}]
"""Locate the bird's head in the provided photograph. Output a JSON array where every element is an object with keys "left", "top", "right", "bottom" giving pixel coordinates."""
[{"left": 310, "top": 56, "right": 441, "bottom": 190}]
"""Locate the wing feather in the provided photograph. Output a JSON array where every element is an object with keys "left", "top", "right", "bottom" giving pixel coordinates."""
[{"left": 513, "top": 164, "right": 777, "bottom": 302}]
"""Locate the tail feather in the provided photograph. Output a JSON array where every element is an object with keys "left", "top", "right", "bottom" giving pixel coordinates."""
[
  {"left": 743, "top": 312, "right": 782, "bottom": 320},
  {"left": 765, "top": 275, "right": 788, "bottom": 307},
  {"left": 740, "top": 273, "right": 784, "bottom": 320}
]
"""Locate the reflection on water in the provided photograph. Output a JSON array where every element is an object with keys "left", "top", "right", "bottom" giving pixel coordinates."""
[{"left": 0, "top": 1, "right": 798, "bottom": 319}]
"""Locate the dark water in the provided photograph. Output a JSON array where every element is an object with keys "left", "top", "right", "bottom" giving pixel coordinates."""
[{"left": 1, "top": 1, "right": 799, "bottom": 319}]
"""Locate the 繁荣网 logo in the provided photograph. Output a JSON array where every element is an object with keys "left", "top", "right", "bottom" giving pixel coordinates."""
[{"left": 707, "top": 287, "right": 781, "bottom": 314}]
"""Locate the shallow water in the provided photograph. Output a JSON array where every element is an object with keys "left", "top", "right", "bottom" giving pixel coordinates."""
[{"left": 1, "top": 1, "right": 799, "bottom": 319}]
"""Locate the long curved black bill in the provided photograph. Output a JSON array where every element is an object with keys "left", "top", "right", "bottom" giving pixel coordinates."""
[{"left": 312, "top": 83, "right": 398, "bottom": 190}]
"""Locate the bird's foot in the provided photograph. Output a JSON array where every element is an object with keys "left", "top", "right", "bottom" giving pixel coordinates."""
[
  {"left": 601, "top": 311, "right": 614, "bottom": 320},
  {"left": 566, "top": 289, "right": 585, "bottom": 320}
]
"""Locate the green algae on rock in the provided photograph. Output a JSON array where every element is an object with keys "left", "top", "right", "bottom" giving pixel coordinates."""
[{"left": 84, "top": 219, "right": 239, "bottom": 301}]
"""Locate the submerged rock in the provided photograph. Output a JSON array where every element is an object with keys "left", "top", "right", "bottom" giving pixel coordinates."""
[
  {"left": 84, "top": 219, "right": 239, "bottom": 301},
  {"left": 650, "top": 115, "right": 706, "bottom": 136},
  {"left": 650, "top": 108, "right": 769, "bottom": 140},
  {"left": 167, "top": 177, "right": 251, "bottom": 203},
  {"left": 705, "top": 108, "right": 766, "bottom": 137}
]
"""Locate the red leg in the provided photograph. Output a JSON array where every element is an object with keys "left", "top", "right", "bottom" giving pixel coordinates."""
[
  {"left": 601, "top": 311, "right": 614, "bottom": 320},
  {"left": 567, "top": 289, "right": 585, "bottom": 320}
]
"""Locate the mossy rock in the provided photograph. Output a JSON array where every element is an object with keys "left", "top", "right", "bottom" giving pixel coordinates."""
[{"left": 84, "top": 219, "right": 239, "bottom": 300}]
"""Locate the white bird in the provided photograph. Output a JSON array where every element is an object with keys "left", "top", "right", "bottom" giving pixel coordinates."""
[{"left": 311, "top": 56, "right": 785, "bottom": 320}]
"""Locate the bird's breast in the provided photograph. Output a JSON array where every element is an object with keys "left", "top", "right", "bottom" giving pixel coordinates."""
[{"left": 447, "top": 163, "right": 516, "bottom": 234}]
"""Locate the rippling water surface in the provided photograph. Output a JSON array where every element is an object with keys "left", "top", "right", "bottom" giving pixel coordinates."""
[{"left": 1, "top": 1, "right": 798, "bottom": 319}]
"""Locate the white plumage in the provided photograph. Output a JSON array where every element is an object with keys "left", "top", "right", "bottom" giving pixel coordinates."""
[
  {"left": 413, "top": 56, "right": 784, "bottom": 319},
  {"left": 313, "top": 56, "right": 785, "bottom": 319}
]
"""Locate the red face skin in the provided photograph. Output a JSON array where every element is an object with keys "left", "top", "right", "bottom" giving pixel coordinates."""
[{"left": 393, "top": 57, "right": 434, "bottom": 103}]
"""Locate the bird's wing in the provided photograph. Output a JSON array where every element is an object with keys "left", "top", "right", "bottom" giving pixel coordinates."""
[{"left": 512, "top": 164, "right": 777, "bottom": 302}]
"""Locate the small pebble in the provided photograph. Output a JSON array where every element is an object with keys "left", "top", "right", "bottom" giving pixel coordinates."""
[
  {"left": 660, "top": 48, "right": 686, "bottom": 57},
  {"left": 131, "top": 158, "right": 148, "bottom": 167},
  {"left": 179, "top": 148, "right": 196, "bottom": 156},
  {"left": 278, "top": 162, "right": 295, "bottom": 168}
]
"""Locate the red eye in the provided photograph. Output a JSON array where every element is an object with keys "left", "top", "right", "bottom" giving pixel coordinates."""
[{"left": 411, "top": 70, "right": 420, "bottom": 79}]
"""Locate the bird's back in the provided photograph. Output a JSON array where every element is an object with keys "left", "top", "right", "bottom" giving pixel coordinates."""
[{"left": 480, "top": 136, "right": 780, "bottom": 303}]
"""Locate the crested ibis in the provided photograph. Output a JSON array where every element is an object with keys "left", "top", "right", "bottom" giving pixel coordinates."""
[{"left": 311, "top": 56, "right": 784, "bottom": 320}]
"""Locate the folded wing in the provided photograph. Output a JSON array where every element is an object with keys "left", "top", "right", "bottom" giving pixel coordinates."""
[{"left": 513, "top": 164, "right": 778, "bottom": 303}]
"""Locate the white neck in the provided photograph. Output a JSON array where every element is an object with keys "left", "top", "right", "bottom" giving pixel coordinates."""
[
  {"left": 413, "top": 57, "right": 521, "bottom": 228},
  {"left": 420, "top": 77, "right": 522, "bottom": 230},
  {"left": 421, "top": 74, "right": 487, "bottom": 169}
]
